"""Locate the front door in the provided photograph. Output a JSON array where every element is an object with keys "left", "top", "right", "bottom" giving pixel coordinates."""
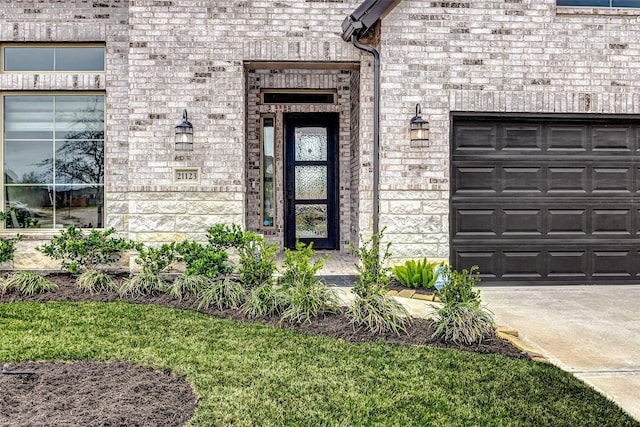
[{"left": 285, "top": 113, "right": 339, "bottom": 249}]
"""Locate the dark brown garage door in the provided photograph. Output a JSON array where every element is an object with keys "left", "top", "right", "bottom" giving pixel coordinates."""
[{"left": 451, "top": 114, "right": 640, "bottom": 285}]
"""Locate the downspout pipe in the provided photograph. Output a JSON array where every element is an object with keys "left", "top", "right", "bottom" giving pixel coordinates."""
[{"left": 351, "top": 34, "right": 380, "bottom": 236}]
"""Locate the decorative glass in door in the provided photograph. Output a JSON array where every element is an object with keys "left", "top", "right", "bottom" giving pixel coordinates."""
[{"left": 285, "top": 114, "right": 338, "bottom": 249}]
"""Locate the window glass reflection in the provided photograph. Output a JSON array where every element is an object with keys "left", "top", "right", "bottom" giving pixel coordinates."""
[
  {"left": 3, "top": 47, "right": 105, "bottom": 72},
  {"left": 56, "top": 47, "right": 104, "bottom": 71},
  {"left": 4, "top": 47, "right": 54, "bottom": 71},
  {"left": 4, "top": 140, "right": 53, "bottom": 184},
  {"left": 4, "top": 96, "right": 54, "bottom": 140}
]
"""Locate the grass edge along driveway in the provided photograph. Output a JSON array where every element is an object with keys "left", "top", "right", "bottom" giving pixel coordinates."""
[{"left": 1, "top": 301, "right": 638, "bottom": 427}]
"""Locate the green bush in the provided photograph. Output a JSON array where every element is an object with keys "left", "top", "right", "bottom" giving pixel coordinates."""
[
  {"left": 238, "top": 232, "right": 277, "bottom": 289},
  {"left": 1, "top": 271, "right": 57, "bottom": 296},
  {"left": 392, "top": 258, "right": 443, "bottom": 290},
  {"left": 0, "top": 234, "right": 23, "bottom": 264},
  {"left": 206, "top": 224, "right": 245, "bottom": 251},
  {"left": 121, "top": 243, "right": 178, "bottom": 297},
  {"left": 437, "top": 265, "right": 480, "bottom": 305},
  {"left": 347, "top": 229, "right": 411, "bottom": 335},
  {"left": 278, "top": 241, "right": 339, "bottom": 324},
  {"left": 174, "top": 240, "right": 232, "bottom": 278},
  {"left": 36, "top": 226, "right": 136, "bottom": 274},
  {"left": 432, "top": 300, "right": 495, "bottom": 345}
]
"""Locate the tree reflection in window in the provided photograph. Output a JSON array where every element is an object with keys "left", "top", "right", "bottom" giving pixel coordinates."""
[{"left": 3, "top": 95, "right": 104, "bottom": 229}]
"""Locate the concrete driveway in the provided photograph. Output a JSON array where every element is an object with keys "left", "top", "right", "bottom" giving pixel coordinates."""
[{"left": 480, "top": 285, "right": 640, "bottom": 422}]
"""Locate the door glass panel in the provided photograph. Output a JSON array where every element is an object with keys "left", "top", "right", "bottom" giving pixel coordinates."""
[
  {"left": 295, "top": 127, "right": 327, "bottom": 161},
  {"left": 295, "top": 204, "right": 328, "bottom": 238},
  {"left": 295, "top": 166, "right": 327, "bottom": 200}
]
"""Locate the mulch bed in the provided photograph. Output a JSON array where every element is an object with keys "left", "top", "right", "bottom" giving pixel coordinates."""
[{"left": 1, "top": 272, "right": 529, "bottom": 426}]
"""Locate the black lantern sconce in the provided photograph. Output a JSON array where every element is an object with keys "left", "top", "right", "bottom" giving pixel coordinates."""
[
  {"left": 410, "top": 103, "right": 429, "bottom": 146},
  {"left": 175, "top": 109, "right": 193, "bottom": 151}
]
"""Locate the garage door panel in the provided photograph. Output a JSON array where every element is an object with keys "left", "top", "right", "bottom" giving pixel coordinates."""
[
  {"left": 593, "top": 167, "right": 633, "bottom": 193},
  {"left": 454, "top": 251, "right": 498, "bottom": 278},
  {"left": 593, "top": 251, "right": 632, "bottom": 278},
  {"left": 503, "top": 167, "right": 543, "bottom": 192},
  {"left": 592, "top": 209, "right": 632, "bottom": 235},
  {"left": 548, "top": 126, "right": 587, "bottom": 151},
  {"left": 452, "top": 115, "right": 640, "bottom": 285},
  {"left": 592, "top": 126, "right": 633, "bottom": 152},
  {"left": 503, "top": 251, "right": 543, "bottom": 278},
  {"left": 454, "top": 167, "right": 497, "bottom": 193},
  {"left": 548, "top": 251, "right": 588, "bottom": 278},
  {"left": 502, "top": 125, "right": 542, "bottom": 151},
  {"left": 454, "top": 209, "right": 497, "bottom": 236},
  {"left": 454, "top": 124, "right": 497, "bottom": 151},
  {"left": 548, "top": 167, "right": 587, "bottom": 193}
]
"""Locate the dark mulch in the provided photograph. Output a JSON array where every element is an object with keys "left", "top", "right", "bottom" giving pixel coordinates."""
[{"left": 0, "top": 272, "right": 529, "bottom": 427}]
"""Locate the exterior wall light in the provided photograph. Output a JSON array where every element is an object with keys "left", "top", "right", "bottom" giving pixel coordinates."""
[
  {"left": 175, "top": 109, "right": 193, "bottom": 151},
  {"left": 410, "top": 103, "right": 429, "bottom": 146}
]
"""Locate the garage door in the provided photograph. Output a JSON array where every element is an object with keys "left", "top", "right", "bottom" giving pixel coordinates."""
[{"left": 451, "top": 114, "right": 640, "bottom": 285}]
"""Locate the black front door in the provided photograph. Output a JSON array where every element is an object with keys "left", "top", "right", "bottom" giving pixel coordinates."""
[{"left": 284, "top": 113, "right": 339, "bottom": 249}]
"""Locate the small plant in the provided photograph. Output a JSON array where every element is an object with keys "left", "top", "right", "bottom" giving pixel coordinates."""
[
  {"left": 121, "top": 243, "right": 177, "bottom": 297},
  {"left": 206, "top": 224, "right": 245, "bottom": 251},
  {"left": 37, "top": 226, "right": 136, "bottom": 274},
  {"left": 278, "top": 241, "right": 339, "bottom": 324},
  {"left": 432, "top": 300, "right": 495, "bottom": 345},
  {"left": 198, "top": 276, "right": 246, "bottom": 310},
  {"left": 432, "top": 265, "right": 494, "bottom": 345},
  {"left": 0, "top": 234, "right": 23, "bottom": 264},
  {"left": 77, "top": 269, "right": 117, "bottom": 293},
  {"left": 392, "top": 258, "right": 443, "bottom": 290},
  {"left": 166, "top": 274, "right": 211, "bottom": 301},
  {"left": 1, "top": 271, "right": 57, "bottom": 296},
  {"left": 347, "top": 229, "right": 411, "bottom": 335},
  {"left": 238, "top": 232, "right": 278, "bottom": 289},
  {"left": 437, "top": 265, "right": 480, "bottom": 305},
  {"left": 242, "top": 283, "right": 287, "bottom": 319},
  {"left": 175, "top": 240, "right": 233, "bottom": 279}
]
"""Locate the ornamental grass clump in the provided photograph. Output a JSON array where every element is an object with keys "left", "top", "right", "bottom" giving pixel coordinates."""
[
  {"left": 242, "top": 283, "right": 288, "bottom": 319},
  {"left": 197, "top": 276, "right": 246, "bottom": 310},
  {"left": 37, "top": 226, "right": 136, "bottom": 293},
  {"left": 120, "top": 243, "right": 177, "bottom": 297},
  {"left": 1, "top": 271, "right": 57, "bottom": 296},
  {"left": 278, "top": 241, "right": 339, "bottom": 324},
  {"left": 432, "top": 266, "right": 495, "bottom": 345},
  {"left": 347, "top": 229, "right": 411, "bottom": 335}
]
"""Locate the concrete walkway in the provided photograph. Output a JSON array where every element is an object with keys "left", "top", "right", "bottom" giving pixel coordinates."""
[{"left": 480, "top": 285, "right": 640, "bottom": 422}]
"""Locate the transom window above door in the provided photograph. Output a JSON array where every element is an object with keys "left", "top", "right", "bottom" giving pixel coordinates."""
[
  {"left": 2, "top": 45, "right": 105, "bottom": 72},
  {"left": 557, "top": 0, "right": 640, "bottom": 7}
]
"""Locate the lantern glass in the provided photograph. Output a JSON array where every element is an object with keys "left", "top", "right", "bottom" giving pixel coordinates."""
[{"left": 175, "top": 109, "right": 193, "bottom": 151}]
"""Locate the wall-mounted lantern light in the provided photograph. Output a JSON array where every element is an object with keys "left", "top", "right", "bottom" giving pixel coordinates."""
[
  {"left": 410, "top": 103, "right": 429, "bottom": 146},
  {"left": 175, "top": 109, "right": 193, "bottom": 151}
]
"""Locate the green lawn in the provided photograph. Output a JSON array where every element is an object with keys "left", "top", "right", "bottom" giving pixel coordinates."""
[{"left": 1, "top": 301, "right": 637, "bottom": 426}]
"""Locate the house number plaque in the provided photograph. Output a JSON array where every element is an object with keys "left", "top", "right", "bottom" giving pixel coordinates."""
[{"left": 174, "top": 167, "right": 200, "bottom": 184}]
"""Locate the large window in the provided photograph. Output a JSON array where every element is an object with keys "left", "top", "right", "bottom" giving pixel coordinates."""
[
  {"left": 3, "top": 95, "right": 104, "bottom": 229},
  {"left": 557, "top": 0, "right": 640, "bottom": 7},
  {"left": 3, "top": 46, "right": 105, "bottom": 72}
]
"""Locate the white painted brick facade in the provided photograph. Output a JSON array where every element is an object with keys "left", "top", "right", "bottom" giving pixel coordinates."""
[{"left": 1, "top": 0, "right": 639, "bottom": 264}]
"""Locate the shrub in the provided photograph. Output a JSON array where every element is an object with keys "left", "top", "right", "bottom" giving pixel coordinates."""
[
  {"left": 431, "top": 301, "right": 495, "bottom": 345},
  {"left": 437, "top": 265, "right": 481, "bottom": 305},
  {"left": 77, "top": 269, "right": 117, "bottom": 293},
  {"left": 278, "top": 241, "right": 339, "bottom": 324},
  {"left": 237, "top": 232, "right": 278, "bottom": 289},
  {"left": 175, "top": 240, "right": 232, "bottom": 279},
  {"left": 242, "top": 283, "right": 287, "bottom": 319},
  {"left": 198, "top": 276, "right": 246, "bottom": 310},
  {"left": 351, "top": 230, "right": 392, "bottom": 298},
  {"left": 392, "top": 258, "right": 443, "bottom": 290},
  {"left": 37, "top": 226, "right": 136, "bottom": 274},
  {"left": 0, "top": 234, "right": 23, "bottom": 264},
  {"left": 121, "top": 243, "right": 178, "bottom": 297},
  {"left": 1, "top": 271, "right": 57, "bottom": 296},
  {"left": 206, "top": 224, "right": 245, "bottom": 252},
  {"left": 347, "top": 229, "right": 411, "bottom": 335}
]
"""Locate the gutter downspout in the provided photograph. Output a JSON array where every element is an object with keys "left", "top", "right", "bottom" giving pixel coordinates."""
[{"left": 351, "top": 34, "right": 380, "bottom": 236}]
